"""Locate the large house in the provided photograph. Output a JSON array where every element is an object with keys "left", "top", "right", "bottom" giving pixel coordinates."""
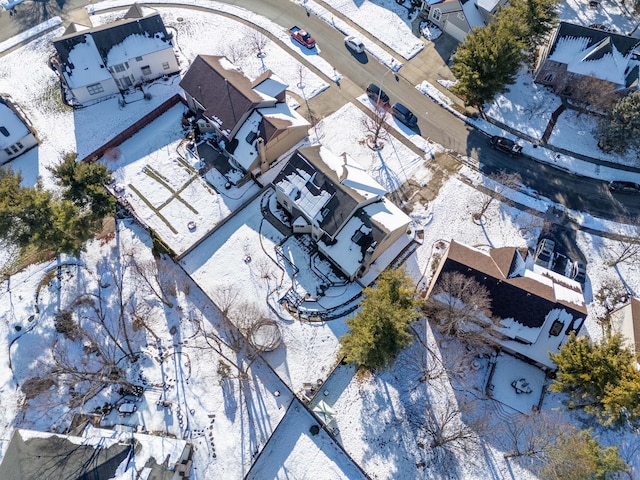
[
  {"left": 273, "top": 146, "right": 412, "bottom": 284},
  {"left": 534, "top": 22, "right": 640, "bottom": 104},
  {"left": 426, "top": 240, "right": 587, "bottom": 371},
  {"left": 180, "top": 55, "right": 309, "bottom": 176},
  {"left": 610, "top": 297, "right": 640, "bottom": 366},
  {"left": 0, "top": 425, "right": 192, "bottom": 479},
  {"left": 52, "top": 4, "right": 180, "bottom": 105},
  {"left": 420, "top": 0, "right": 508, "bottom": 42},
  {"left": 0, "top": 95, "right": 38, "bottom": 164}
]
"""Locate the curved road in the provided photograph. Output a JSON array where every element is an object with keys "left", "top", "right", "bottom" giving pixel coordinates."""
[{"left": 1, "top": 0, "right": 637, "bottom": 221}]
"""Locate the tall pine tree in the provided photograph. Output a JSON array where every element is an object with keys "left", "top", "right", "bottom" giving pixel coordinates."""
[
  {"left": 340, "top": 268, "right": 419, "bottom": 370},
  {"left": 596, "top": 91, "right": 640, "bottom": 156},
  {"left": 549, "top": 332, "right": 640, "bottom": 427}
]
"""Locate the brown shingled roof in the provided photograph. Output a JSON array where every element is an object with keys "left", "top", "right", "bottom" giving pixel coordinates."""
[
  {"left": 436, "top": 241, "right": 586, "bottom": 329},
  {"left": 179, "top": 55, "right": 264, "bottom": 135}
]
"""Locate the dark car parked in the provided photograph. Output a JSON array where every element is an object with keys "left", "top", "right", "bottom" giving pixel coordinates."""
[
  {"left": 489, "top": 135, "right": 523, "bottom": 156},
  {"left": 391, "top": 102, "right": 418, "bottom": 128},
  {"left": 608, "top": 180, "right": 640, "bottom": 194},
  {"left": 366, "top": 83, "right": 390, "bottom": 108}
]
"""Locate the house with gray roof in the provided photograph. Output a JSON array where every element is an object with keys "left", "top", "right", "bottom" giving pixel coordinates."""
[
  {"left": 426, "top": 240, "right": 587, "bottom": 371},
  {"left": 0, "top": 425, "right": 192, "bottom": 480},
  {"left": 420, "top": 0, "right": 507, "bottom": 42},
  {"left": 180, "top": 55, "right": 309, "bottom": 176},
  {"left": 534, "top": 22, "right": 640, "bottom": 104},
  {"left": 0, "top": 95, "right": 38, "bottom": 164},
  {"left": 273, "top": 146, "right": 412, "bottom": 284},
  {"left": 52, "top": 4, "right": 180, "bottom": 105}
]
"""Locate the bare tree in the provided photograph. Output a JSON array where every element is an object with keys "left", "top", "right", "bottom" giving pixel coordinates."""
[
  {"left": 424, "top": 397, "right": 482, "bottom": 452},
  {"left": 606, "top": 241, "right": 640, "bottom": 267},
  {"left": 361, "top": 107, "right": 389, "bottom": 150},
  {"left": 499, "top": 411, "right": 566, "bottom": 460},
  {"left": 474, "top": 170, "right": 522, "bottom": 221},
  {"left": 126, "top": 252, "right": 175, "bottom": 308},
  {"left": 247, "top": 27, "right": 268, "bottom": 58},
  {"left": 211, "top": 284, "right": 241, "bottom": 321},
  {"left": 224, "top": 43, "right": 247, "bottom": 65},
  {"left": 424, "top": 271, "right": 504, "bottom": 348}
]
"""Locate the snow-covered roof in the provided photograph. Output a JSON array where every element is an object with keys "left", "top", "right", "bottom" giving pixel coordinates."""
[
  {"left": 362, "top": 197, "right": 410, "bottom": 233},
  {"left": 547, "top": 22, "right": 640, "bottom": 86},
  {"left": 63, "top": 34, "right": 112, "bottom": 88},
  {"left": 253, "top": 75, "right": 288, "bottom": 99},
  {"left": 0, "top": 100, "right": 29, "bottom": 150},
  {"left": 476, "top": 0, "right": 501, "bottom": 13},
  {"left": 106, "top": 32, "right": 173, "bottom": 66},
  {"left": 318, "top": 147, "right": 387, "bottom": 200},
  {"left": 461, "top": 0, "right": 485, "bottom": 29},
  {"left": 0, "top": 426, "right": 190, "bottom": 479},
  {"left": 319, "top": 215, "right": 367, "bottom": 277}
]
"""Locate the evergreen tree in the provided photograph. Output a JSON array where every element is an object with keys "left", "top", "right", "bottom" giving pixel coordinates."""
[
  {"left": 451, "top": 21, "right": 524, "bottom": 110},
  {"left": 538, "top": 429, "right": 627, "bottom": 480},
  {"left": 549, "top": 332, "right": 640, "bottom": 427},
  {"left": 596, "top": 91, "right": 640, "bottom": 156},
  {"left": 339, "top": 268, "right": 419, "bottom": 370},
  {"left": 505, "top": 0, "right": 560, "bottom": 49},
  {"left": 51, "top": 153, "right": 115, "bottom": 220}
]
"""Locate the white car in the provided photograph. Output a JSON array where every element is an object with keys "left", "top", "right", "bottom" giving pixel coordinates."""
[{"left": 344, "top": 36, "right": 365, "bottom": 54}]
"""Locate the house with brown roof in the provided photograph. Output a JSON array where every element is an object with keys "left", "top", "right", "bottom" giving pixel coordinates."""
[
  {"left": 0, "top": 95, "right": 38, "bottom": 164},
  {"left": 179, "top": 55, "right": 309, "bottom": 176},
  {"left": 610, "top": 297, "right": 640, "bottom": 366},
  {"left": 534, "top": 22, "right": 640, "bottom": 105},
  {"left": 52, "top": 4, "right": 180, "bottom": 105},
  {"left": 273, "top": 146, "right": 412, "bottom": 284},
  {"left": 426, "top": 240, "right": 587, "bottom": 371}
]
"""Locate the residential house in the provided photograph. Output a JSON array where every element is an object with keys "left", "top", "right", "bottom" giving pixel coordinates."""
[
  {"left": 534, "top": 22, "right": 640, "bottom": 104},
  {"left": 179, "top": 55, "right": 309, "bottom": 176},
  {"left": 0, "top": 425, "right": 192, "bottom": 480},
  {"left": 426, "top": 240, "right": 587, "bottom": 371},
  {"left": 0, "top": 95, "right": 38, "bottom": 164},
  {"left": 420, "top": 0, "right": 508, "bottom": 42},
  {"left": 610, "top": 297, "right": 640, "bottom": 366},
  {"left": 52, "top": 4, "right": 180, "bottom": 105},
  {"left": 273, "top": 146, "right": 412, "bottom": 284}
]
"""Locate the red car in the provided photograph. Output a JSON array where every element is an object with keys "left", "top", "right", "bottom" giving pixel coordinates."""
[{"left": 289, "top": 26, "right": 316, "bottom": 49}]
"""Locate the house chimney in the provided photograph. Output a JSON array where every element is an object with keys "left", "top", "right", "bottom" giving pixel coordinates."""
[{"left": 257, "top": 137, "right": 268, "bottom": 173}]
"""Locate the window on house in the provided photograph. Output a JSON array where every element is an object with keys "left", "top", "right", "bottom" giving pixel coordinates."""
[
  {"left": 15, "top": 141, "right": 23, "bottom": 149},
  {"left": 432, "top": 8, "right": 442, "bottom": 21},
  {"left": 162, "top": 62, "right": 170, "bottom": 70},
  {"left": 11, "top": 145, "right": 19, "bottom": 153},
  {"left": 543, "top": 73, "right": 554, "bottom": 83},
  {"left": 87, "top": 83, "right": 105, "bottom": 95},
  {"left": 4, "top": 148, "right": 11, "bottom": 156},
  {"left": 549, "top": 320, "right": 564, "bottom": 336},
  {"left": 136, "top": 56, "right": 143, "bottom": 61},
  {"left": 113, "top": 63, "right": 126, "bottom": 73},
  {"left": 0, "top": 126, "right": 8, "bottom": 137},
  {"left": 141, "top": 66, "right": 152, "bottom": 76}
]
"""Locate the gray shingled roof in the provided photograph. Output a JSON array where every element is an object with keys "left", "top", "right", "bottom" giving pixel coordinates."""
[
  {"left": 53, "top": 5, "right": 171, "bottom": 66},
  {"left": 551, "top": 22, "right": 640, "bottom": 57}
]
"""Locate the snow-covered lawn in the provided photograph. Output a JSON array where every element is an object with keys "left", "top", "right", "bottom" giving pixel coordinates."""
[{"left": 105, "top": 104, "right": 261, "bottom": 256}]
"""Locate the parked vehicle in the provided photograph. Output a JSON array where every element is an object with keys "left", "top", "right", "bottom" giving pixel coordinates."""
[
  {"left": 344, "top": 35, "right": 365, "bottom": 54},
  {"left": 489, "top": 135, "right": 523, "bottom": 156},
  {"left": 570, "top": 261, "right": 587, "bottom": 286},
  {"left": 289, "top": 26, "right": 316, "bottom": 49},
  {"left": 391, "top": 102, "right": 418, "bottom": 128},
  {"left": 608, "top": 180, "right": 640, "bottom": 194},
  {"left": 534, "top": 238, "right": 556, "bottom": 270},
  {"left": 366, "top": 83, "right": 390, "bottom": 108}
]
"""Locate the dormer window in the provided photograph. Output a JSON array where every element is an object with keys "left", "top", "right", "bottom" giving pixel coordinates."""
[
  {"left": 432, "top": 8, "right": 442, "bottom": 21},
  {"left": 0, "top": 126, "right": 8, "bottom": 137}
]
